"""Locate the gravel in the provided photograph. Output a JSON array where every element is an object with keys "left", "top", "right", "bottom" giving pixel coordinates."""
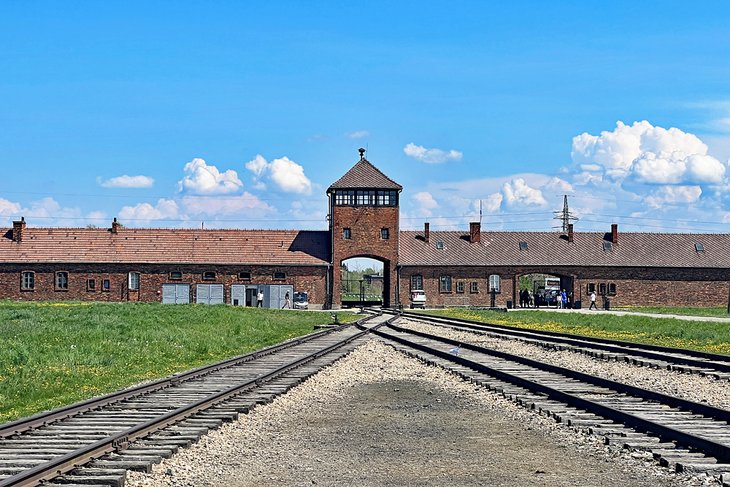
[
  {"left": 398, "top": 318, "right": 730, "bottom": 411},
  {"left": 127, "top": 339, "right": 718, "bottom": 487}
]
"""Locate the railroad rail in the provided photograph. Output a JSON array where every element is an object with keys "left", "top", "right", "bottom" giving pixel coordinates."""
[
  {"left": 369, "top": 317, "right": 730, "bottom": 476},
  {"left": 381, "top": 309, "right": 730, "bottom": 379},
  {"left": 0, "top": 313, "right": 389, "bottom": 487}
]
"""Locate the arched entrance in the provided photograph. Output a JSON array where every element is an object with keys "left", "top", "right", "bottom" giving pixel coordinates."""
[
  {"left": 340, "top": 256, "right": 387, "bottom": 308},
  {"left": 517, "top": 272, "right": 575, "bottom": 308}
]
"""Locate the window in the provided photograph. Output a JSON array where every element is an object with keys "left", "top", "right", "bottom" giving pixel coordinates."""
[
  {"left": 411, "top": 274, "right": 423, "bottom": 290},
  {"left": 456, "top": 281, "right": 465, "bottom": 293},
  {"left": 587, "top": 283, "right": 596, "bottom": 294},
  {"left": 334, "top": 190, "right": 355, "bottom": 206},
  {"left": 202, "top": 271, "right": 217, "bottom": 281},
  {"left": 55, "top": 272, "right": 69, "bottom": 290},
  {"left": 488, "top": 274, "right": 501, "bottom": 293},
  {"left": 599, "top": 283, "right": 607, "bottom": 295},
  {"left": 376, "top": 190, "right": 397, "bottom": 206},
  {"left": 608, "top": 283, "right": 617, "bottom": 296},
  {"left": 274, "top": 271, "right": 286, "bottom": 280},
  {"left": 86, "top": 279, "right": 96, "bottom": 291},
  {"left": 602, "top": 241, "right": 613, "bottom": 252},
  {"left": 440, "top": 275, "right": 452, "bottom": 293},
  {"left": 519, "top": 241, "right": 529, "bottom": 251},
  {"left": 21, "top": 271, "right": 35, "bottom": 290},
  {"left": 128, "top": 272, "right": 140, "bottom": 291},
  {"left": 695, "top": 243, "right": 705, "bottom": 252},
  {"left": 169, "top": 271, "right": 183, "bottom": 280},
  {"left": 470, "top": 281, "right": 479, "bottom": 293},
  {"left": 356, "top": 190, "right": 376, "bottom": 206},
  {"left": 435, "top": 241, "right": 444, "bottom": 250},
  {"left": 343, "top": 228, "right": 352, "bottom": 240},
  {"left": 238, "top": 271, "right": 251, "bottom": 280},
  {"left": 380, "top": 228, "right": 389, "bottom": 240},
  {"left": 102, "top": 279, "right": 111, "bottom": 291}
]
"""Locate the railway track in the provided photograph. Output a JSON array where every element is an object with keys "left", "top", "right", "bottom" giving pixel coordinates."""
[
  {"left": 369, "top": 317, "right": 730, "bottom": 478},
  {"left": 383, "top": 309, "right": 730, "bottom": 380},
  {"left": 0, "top": 313, "right": 389, "bottom": 487}
]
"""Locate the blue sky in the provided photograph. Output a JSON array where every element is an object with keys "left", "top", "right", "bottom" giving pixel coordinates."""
[{"left": 2, "top": 1, "right": 730, "bottom": 233}]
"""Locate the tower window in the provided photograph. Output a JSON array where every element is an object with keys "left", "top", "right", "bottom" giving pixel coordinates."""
[
  {"left": 343, "top": 228, "right": 352, "bottom": 240},
  {"left": 380, "top": 228, "right": 389, "bottom": 240}
]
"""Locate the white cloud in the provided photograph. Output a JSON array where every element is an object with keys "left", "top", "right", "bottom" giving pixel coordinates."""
[
  {"left": 644, "top": 186, "right": 702, "bottom": 209},
  {"left": 502, "top": 178, "right": 547, "bottom": 207},
  {"left": 119, "top": 199, "right": 181, "bottom": 223},
  {"left": 0, "top": 197, "right": 22, "bottom": 216},
  {"left": 178, "top": 158, "right": 243, "bottom": 195},
  {"left": 403, "top": 143, "right": 463, "bottom": 164},
  {"left": 411, "top": 192, "right": 439, "bottom": 216},
  {"left": 347, "top": 130, "right": 370, "bottom": 139},
  {"left": 98, "top": 175, "right": 154, "bottom": 189},
  {"left": 245, "top": 155, "right": 312, "bottom": 195},
  {"left": 482, "top": 193, "right": 503, "bottom": 213},
  {"left": 182, "top": 192, "right": 273, "bottom": 216},
  {"left": 571, "top": 120, "right": 725, "bottom": 185}
]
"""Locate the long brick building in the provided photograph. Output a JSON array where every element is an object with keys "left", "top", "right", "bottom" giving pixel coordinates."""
[{"left": 2, "top": 150, "right": 730, "bottom": 309}]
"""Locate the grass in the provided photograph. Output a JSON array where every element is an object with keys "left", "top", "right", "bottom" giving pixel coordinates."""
[
  {"left": 0, "top": 301, "right": 357, "bottom": 424},
  {"left": 417, "top": 308, "right": 730, "bottom": 357},
  {"left": 614, "top": 306, "right": 730, "bottom": 317}
]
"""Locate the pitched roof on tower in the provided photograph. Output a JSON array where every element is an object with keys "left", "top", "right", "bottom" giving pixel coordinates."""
[{"left": 327, "top": 148, "right": 402, "bottom": 192}]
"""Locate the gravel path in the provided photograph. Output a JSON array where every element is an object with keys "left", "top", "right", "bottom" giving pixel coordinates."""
[
  {"left": 127, "top": 340, "right": 716, "bottom": 487},
  {"left": 399, "top": 318, "right": 730, "bottom": 411}
]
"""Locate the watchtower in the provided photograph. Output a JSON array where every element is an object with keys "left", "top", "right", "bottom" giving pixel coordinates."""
[{"left": 327, "top": 148, "right": 402, "bottom": 308}]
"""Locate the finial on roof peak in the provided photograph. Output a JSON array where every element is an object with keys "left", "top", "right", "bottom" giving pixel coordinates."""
[{"left": 358, "top": 147, "right": 366, "bottom": 160}]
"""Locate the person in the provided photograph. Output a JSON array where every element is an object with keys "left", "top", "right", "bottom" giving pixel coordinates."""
[
  {"left": 282, "top": 291, "right": 290, "bottom": 309},
  {"left": 561, "top": 289, "right": 567, "bottom": 309},
  {"left": 589, "top": 290, "right": 597, "bottom": 310},
  {"left": 256, "top": 289, "right": 264, "bottom": 307}
]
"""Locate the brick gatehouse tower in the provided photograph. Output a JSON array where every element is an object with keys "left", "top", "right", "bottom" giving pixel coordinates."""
[{"left": 327, "top": 149, "right": 402, "bottom": 308}]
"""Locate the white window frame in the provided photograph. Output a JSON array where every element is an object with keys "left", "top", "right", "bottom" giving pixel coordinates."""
[
  {"left": 21, "top": 271, "right": 35, "bottom": 290},
  {"left": 128, "top": 272, "right": 140, "bottom": 291},
  {"left": 488, "top": 274, "right": 501, "bottom": 293}
]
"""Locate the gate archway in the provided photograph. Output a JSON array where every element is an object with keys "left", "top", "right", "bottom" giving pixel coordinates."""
[
  {"left": 340, "top": 256, "right": 386, "bottom": 308},
  {"left": 516, "top": 272, "right": 575, "bottom": 308}
]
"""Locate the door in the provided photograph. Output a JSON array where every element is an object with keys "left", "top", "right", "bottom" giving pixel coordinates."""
[
  {"left": 162, "top": 284, "right": 190, "bottom": 304},
  {"left": 196, "top": 284, "right": 225, "bottom": 305},
  {"left": 231, "top": 285, "right": 246, "bottom": 306}
]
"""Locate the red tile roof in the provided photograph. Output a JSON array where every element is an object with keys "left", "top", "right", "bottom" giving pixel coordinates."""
[
  {"left": 327, "top": 158, "right": 402, "bottom": 191},
  {"left": 0, "top": 228, "right": 330, "bottom": 265},
  {"left": 399, "top": 230, "right": 730, "bottom": 269}
]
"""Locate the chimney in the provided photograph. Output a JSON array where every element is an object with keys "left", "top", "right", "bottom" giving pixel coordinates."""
[
  {"left": 424, "top": 222, "right": 430, "bottom": 243},
  {"left": 611, "top": 223, "right": 618, "bottom": 244},
  {"left": 567, "top": 223, "right": 574, "bottom": 243},
  {"left": 12, "top": 217, "right": 26, "bottom": 243},
  {"left": 111, "top": 218, "right": 121, "bottom": 234},
  {"left": 469, "top": 222, "right": 481, "bottom": 244}
]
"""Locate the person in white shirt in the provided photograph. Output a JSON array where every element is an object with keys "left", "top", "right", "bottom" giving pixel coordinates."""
[
  {"left": 257, "top": 290, "right": 264, "bottom": 307},
  {"left": 589, "top": 291, "right": 597, "bottom": 310}
]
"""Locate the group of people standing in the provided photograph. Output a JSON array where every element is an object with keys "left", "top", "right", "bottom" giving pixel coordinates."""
[{"left": 519, "top": 288, "right": 600, "bottom": 310}]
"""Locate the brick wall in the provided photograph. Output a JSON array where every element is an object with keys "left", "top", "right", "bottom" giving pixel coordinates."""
[
  {"left": 331, "top": 204, "right": 399, "bottom": 307},
  {"left": 401, "top": 265, "right": 730, "bottom": 308},
  {"left": 0, "top": 263, "right": 327, "bottom": 306}
]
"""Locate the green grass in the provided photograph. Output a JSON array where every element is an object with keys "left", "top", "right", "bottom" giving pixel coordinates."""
[
  {"left": 614, "top": 306, "right": 730, "bottom": 317},
  {"left": 416, "top": 308, "right": 730, "bottom": 357},
  {"left": 0, "top": 301, "right": 356, "bottom": 423}
]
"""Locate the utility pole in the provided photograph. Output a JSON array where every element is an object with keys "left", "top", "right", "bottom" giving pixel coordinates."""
[{"left": 554, "top": 195, "right": 578, "bottom": 232}]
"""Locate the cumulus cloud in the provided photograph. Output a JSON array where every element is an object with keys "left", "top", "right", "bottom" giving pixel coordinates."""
[
  {"left": 347, "top": 130, "right": 370, "bottom": 139},
  {"left": 182, "top": 192, "right": 273, "bottom": 216},
  {"left": 571, "top": 120, "right": 726, "bottom": 185},
  {"left": 245, "top": 154, "right": 312, "bottom": 195},
  {"left": 502, "top": 178, "right": 547, "bottom": 207},
  {"left": 403, "top": 143, "right": 463, "bottom": 164},
  {"left": 119, "top": 199, "right": 181, "bottom": 223},
  {"left": 178, "top": 158, "right": 243, "bottom": 195},
  {"left": 98, "top": 175, "right": 155, "bottom": 189},
  {"left": 411, "top": 192, "right": 439, "bottom": 216},
  {"left": 0, "top": 197, "right": 22, "bottom": 216},
  {"left": 482, "top": 193, "right": 504, "bottom": 213},
  {"left": 644, "top": 186, "right": 702, "bottom": 209}
]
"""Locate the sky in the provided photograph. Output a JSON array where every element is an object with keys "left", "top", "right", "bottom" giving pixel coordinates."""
[{"left": 2, "top": 1, "right": 730, "bottom": 234}]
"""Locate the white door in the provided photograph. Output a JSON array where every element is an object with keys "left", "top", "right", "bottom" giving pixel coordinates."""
[
  {"left": 196, "top": 284, "right": 225, "bottom": 305},
  {"left": 162, "top": 284, "right": 190, "bottom": 304},
  {"left": 231, "top": 285, "right": 246, "bottom": 306}
]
